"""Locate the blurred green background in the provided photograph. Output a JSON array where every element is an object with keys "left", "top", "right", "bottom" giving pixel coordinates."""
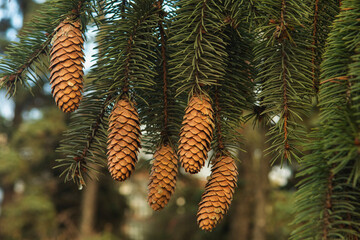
[{"left": 0, "top": 1, "right": 297, "bottom": 239}]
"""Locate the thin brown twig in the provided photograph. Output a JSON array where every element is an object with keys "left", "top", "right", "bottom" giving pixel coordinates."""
[
  {"left": 194, "top": 0, "right": 208, "bottom": 90},
  {"left": 1, "top": 31, "right": 55, "bottom": 88},
  {"left": 215, "top": 86, "right": 224, "bottom": 150},
  {"left": 312, "top": 0, "right": 320, "bottom": 93},
  {"left": 323, "top": 170, "right": 334, "bottom": 239},
  {"left": 73, "top": 94, "right": 113, "bottom": 184},
  {"left": 122, "top": 11, "right": 150, "bottom": 94},
  {"left": 1, "top": 0, "right": 87, "bottom": 92},
  {"left": 157, "top": 0, "right": 169, "bottom": 136},
  {"left": 280, "top": 0, "right": 290, "bottom": 158},
  {"left": 320, "top": 76, "right": 348, "bottom": 85},
  {"left": 123, "top": 35, "right": 133, "bottom": 93}
]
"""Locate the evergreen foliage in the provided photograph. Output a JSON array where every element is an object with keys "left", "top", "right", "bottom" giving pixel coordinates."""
[
  {"left": 0, "top": 0, "right": 94, "bottom": 95},
  {"left": 310, "top": 0, "right": 339, "bottom": 93},
  {"left": 0, "top": 0, "right": 359, "bottom": 235},
  {"left": 254, "top": 0, "right": 313, "bottom": 164},
  {"left": 292, "top": 1, "right": 360, "bottom": 238},
  {"left": 170, "top": 0, "right": 227, "bottom": 96}
]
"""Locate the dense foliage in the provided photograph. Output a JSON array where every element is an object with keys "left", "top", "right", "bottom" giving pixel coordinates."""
[{"left": 0, "top": 0, "right": 359, "bottom": 237}]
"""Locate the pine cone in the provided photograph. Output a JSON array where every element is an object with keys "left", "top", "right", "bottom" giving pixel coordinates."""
[
  {"left": 148, "top": 144, "right": 178, "bottom": 210},
  {"left": 107, "top": 97, "right": 141, "bottom": 181},
  {"left": 178, "top": 93, "right": 214, "bottom": 173},
  {"left": 49, "top": 19, "right": 84, "bottom": 113},
  {"left": 197, "top": 155, "right": 238, "bottom": 231}
]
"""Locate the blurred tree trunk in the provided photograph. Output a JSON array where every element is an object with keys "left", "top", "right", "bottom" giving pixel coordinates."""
[
  {"left": 79, "top": 167, "right": 100, "bottom": 239},
  {"left": 229, "top": 124, "right": 270, "bottom": 240}
]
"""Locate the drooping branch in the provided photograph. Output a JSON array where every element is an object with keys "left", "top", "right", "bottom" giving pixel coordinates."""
[
  {"left": 215, "top": 86, "right": 224, "bottom": 151},
  {"left": 312, "top": 0, "right": 320, "bottom": 93},
  {"left": 122, "top": 36, "right": 133, "bottom": 93},
  {"left": 282, "top": 52, "right": 290, "bottom": 157},
  {"left": 157, "top": 0, "right": 169, "bottom": 137},
  {"left": 0, "top": 33, "right": 53, "bottom": 89},
  {"left": 194, "top": 0, "right": 209, "bottom": 91},
  {"left": 59, "top": 92, "right": 112, "bottom": 186},
  {"left": 172, "top": 0, "right": 226, "bottom": 96},
  {"left": 323, "top": 170, "right": 334, "bottom": 239},
  {"left": 280, "top": 0, "right": 290, "bottom": 158},
  {"left": 74, "top": 95, "right": 112, "bottom": 162},
  {"left": 121, "top": 12, "right": 153, "bottom": 94},
  {"left": 0, "top": 0, "right": 87, "bottom": 94},
  {"left": 255, "top": 0, "right": 313, "bottom": 164},
  {"left": 121, "top": 0, "right": 127, "bottom": 14}
]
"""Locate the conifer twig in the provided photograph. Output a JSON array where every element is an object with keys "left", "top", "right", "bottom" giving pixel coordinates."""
[
  {"left": 323, "top": 170, "right": 334, "bottom": 239},
  {"left": 312, "top": 0, "right": 320, "bottom": 93},
  {"left": 215, "top": 86, "right": 224, "bottom": 150},
  {"left": 1, "top": 0, "right": 87, "bottom": 93},
  {"left": 122, "top": 14, "right": 151, "bottom": 93},
  {"left": 280, "top": 0, "right": 290, "bottom": 158},
  {"left": 320, "top": 76, "right": 349, "bottom": 85},
  {"left": 74, "top": 95, "right": 112, "bottom": 162},
  {"left": 157, "top": 0, "right": 169, "bottom": 137},
  {"left": 194, "top": 0, "right": 209, "bottom": 91},
  {"left": 0, "top": 32, "right": 54, "bottom": 88}
]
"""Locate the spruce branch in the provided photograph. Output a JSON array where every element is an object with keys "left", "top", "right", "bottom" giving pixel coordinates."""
[
  {"left": 323, "top": 170, "right": 334, "bottom": 239},
  {"left": 194, "top": 0, "right": 209, "bottom": 90},
  {"left": 279, "top": 0, "right": 291, "bottom": 159},
  {"left": 254, "top": 0, "right": 313, "bottom": 164},
  {"left": 292, "top": 2, "right": 360, "bottom": 238},
  {"left": 103, "top": 0, "right": 157, "bottom": 96},
  {"left": 171, "top": 0, "right": 227, "bottom": 96},
  {"left": 209, "top": 4, "right": 255, "bottom": 154},
  {"left": 0, "top": 32, "right": 54, "bottom": 93},
  {"left": 56, "top": 85, "right": 112, "bottom": 186},
  {"left": 310, "top": 0, "right": 339, "bottom": 93},
  {"left": 121, "top": 13, "right": 154, "bottom": 94},
  {"left": 214, "top": 86, "right": 225, "bottom": 151},
  {"left": 157, "top": 0, "right": 170, "bottom": 138},
  {"left": 75, "top": 95, "right": 112, "bottom": 162},
  {"left": 0, "top": 0, "right": 92, "bottom": 96},
  {"left": 311, "top": 0, "right": 320, "bottom": 92}
]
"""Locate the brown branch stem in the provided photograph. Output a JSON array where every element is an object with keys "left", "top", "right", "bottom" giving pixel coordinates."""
[
  {"left": 122, "top": 11, "right": 150, "bottom": 94},
  {"left": 73, "top": 94, "right": 113, "bottom": 179},
  {"left": 121, "top": 0, "right": 127, "bottom": 14},
  {"left": 323, "top": 170, "right": 334, "bottom": 239},
  {"left": 123, "top": 36, "right": 133, "bottom": 94},
  {"left": 312, "top": 0, "right": 320, "bottom": 93},
  {"left": 1, "top": 31, "right": 55, "bottom": 89},
  {"left": 280, "top": 0, "right": 290, "bottom": 158},
  {"left": 320, "top": 76, "right": 348, "bottom": 85},
  {"left": 156, "top": 0, "right": 169, "bottom": 136},
  {"left": 194, "top": 0, "right": 208, "bottom": 91},
  {"left": 215, "top": 86, "right": 224, "bottom": 150}
]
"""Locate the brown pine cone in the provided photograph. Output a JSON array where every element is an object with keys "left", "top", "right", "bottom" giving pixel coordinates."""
[
  {"left": 178, "top": 93, "right": 214, "bottom": 173},
  {"left": 107, "top": 97, "right": 141, "bottom": 181},
  {"left": 197, "top": 155, "right": 238, "bottom": 231},
  {"left": 49, "top": 18, "right": 84, "bottom": 113},
  {"left": 148, "top": 144, "right": 178, "bottom": 210}
]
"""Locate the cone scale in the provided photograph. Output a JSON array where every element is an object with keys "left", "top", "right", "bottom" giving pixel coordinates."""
[
  {"left": 148, "top": 144, "right": 178, "bottom": 210},
  {"left": 197, "top": 155, "right": 238, "bottom": 231},
  {"left": 178, "top": 93, "right": 214, "bottom": 174},
  {"left": 49, "top": 18, "right": 84, "bottom": 113},
  {"left": 107, "top": 97, "right": 141, "bottom": 181}
]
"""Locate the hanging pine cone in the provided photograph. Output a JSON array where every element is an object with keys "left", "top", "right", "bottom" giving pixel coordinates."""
[
  {"left": 197, "top": 155, "right": 238, "bottom": 231},
  {"left": 107, "top": 97, "right": 141, "bottom": 181},
  {"left": 148, "top": 143, "right": 178, "bottom": 210},
  {"left": 49, "top": 18, "right": 84, "bottom": 113},
  {"left": 178, "top": 93, "right": 214, "bottom": 173}
]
